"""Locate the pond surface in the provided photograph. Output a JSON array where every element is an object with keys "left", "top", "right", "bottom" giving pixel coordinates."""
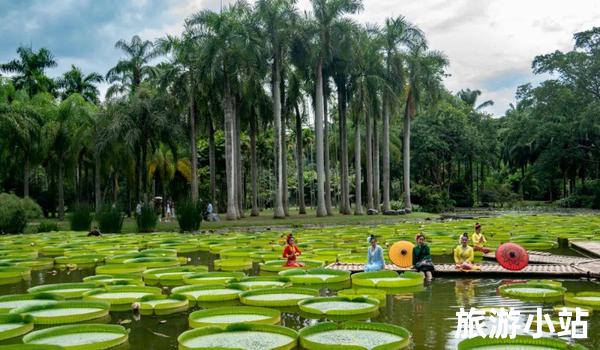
[{"left": 1, "top": 249, "right": 599, "bottom": 350}]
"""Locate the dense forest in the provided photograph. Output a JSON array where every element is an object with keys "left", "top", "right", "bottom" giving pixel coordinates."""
[{"left": 0, "top": 0, "right": 599, "bottom": 221}]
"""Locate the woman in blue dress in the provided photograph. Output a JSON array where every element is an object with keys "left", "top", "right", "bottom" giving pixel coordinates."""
[{"left": 365, "top": 235, "right": 385, "bottom": 272}]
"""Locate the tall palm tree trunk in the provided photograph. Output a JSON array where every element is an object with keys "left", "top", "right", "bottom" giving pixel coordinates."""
[
  {"left": 373, "top": 112, "right": 380, "bottom": 211},
  {"left": 234, "top": 97, "right": 244, "bottom": 218},
  {"left": 403, "top": 89, "right": 414, "bottom": 212},
  {"left": 323, "top": 90, "right": 333, "bottom": 215},
  {"left": 338, "top": 87, "right": 351, "bottom": 214},
  {"left": 273, "top": 54, "right": 285, "bottom": 218},
  {"left": 95, "top": 153, "right": 101, "bottom": 214},
  {"left": 189, "top": 90, "right": 198, "bottom": 202},
  {"left": 294, "top": 103, "right": 306, "bottom": 214},
  {"left": 224, "top": 79, "right": 238, "bottom": 220},
  {"left": 382, "top": 102, "right": 391, "bottom": 211},
  {"left": 58, "top": 158, "right": 65, "bottom": 220},
  {"left": 23, "top": 156, "right": 30, "bottom": 198},
  {"left": 280, "top": 68, "right": 289, "bottom": 217},
  {"left": 250, "top": 106, "right": 259, "bottom": 216},
  {"left": 354, "top": 115, "right": 363, "bottom": 215},
  {"left": 208, "top": 115, "right": 217, "bottom": 208},
  {"left": 366, "top": 110, "right": 374, "bottom": 210},
  {"left": 314, "top": 59, "right": 327, "bottom": 217}
]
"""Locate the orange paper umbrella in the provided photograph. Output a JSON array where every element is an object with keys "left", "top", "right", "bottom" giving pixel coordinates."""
[
  {"left": 496, "top": 243, "right": 529, "bottom": 271},
  {"left": 389, "top": 241, "right": 414, "bottom": 268}
]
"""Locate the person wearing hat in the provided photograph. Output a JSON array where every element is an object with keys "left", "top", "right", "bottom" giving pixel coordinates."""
[
  {"left": 472, "top": 223, "right": 490, "bottom": 254},
  {"left": 282, "top": 234, "right": 304, "bottom": 267},
  {"left": 365, "top": 235, "right": 385, "bottom": 272},
  {"left": 454, "top": 233, "right": 476, "bottom": 270},
  {"left": 413, "top": 233, "right": 434, "bottom": 281}
]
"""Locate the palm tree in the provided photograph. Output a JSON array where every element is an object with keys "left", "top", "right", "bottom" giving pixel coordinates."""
[
  {"left": 457, "top": 88, "right": 494, "bottom": 111},
  {"left": 105, "top": 35, "right": 160, "bottom": 98},
  {"left": 189, "top": 2, "right": 262, "bottom": 219},
  {"left": 57, "top": 65, "right": 103, "bottom": 103},
  {"left": 311, "top": 0, "right": 363, "bottom": 217},
  {"left": 0, "top": 46, "right": 57, "bottom": 96},
  {"left": 257, "top": 0, "right": 297, "bottom": 219},
  {"left": 380, "top": 16, "right": 424, "bottom": 212},
  {"left": 403, "top": 44, "right": 448, "bottom": 211}
]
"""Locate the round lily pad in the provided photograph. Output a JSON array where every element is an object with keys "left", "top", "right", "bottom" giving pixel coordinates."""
[
  {"left": 27, "top": 283, "right": 98, "bottom": 299},
  {"left": 139, "top": 294, "right": 189, "bottom": 315},
  {"left": 23, "top": 324, "right": 128, "bottom": 350},
  {"left": 0, "top": 293, "right": 63, "bottom": 314},
  {"left": 0, "top": 314, "right": 34, "bottom": 341},
  {"left": 178, "top": 323, "right": 297, "bottom": 350},
  {"left": 214, "top": 258, "right": 253, "bottom": 271},
  {"left": 351, "top": 271, "right": 424, "bottom": 288},
  {"left": 278, "top": 268, "right": 351, "bottom": 285},
  {"left": 457, "top": 335, "right": 589, "bottom": 349},
  {"left": 182, "top": 272, "right": 245, "bottom": 285},
  {"left": 337, "top": 288, "right": 387, "bottom": 304},
  {"left": 498, "top": 283, "right": 566, "bottom": 302},
  {"left": 259, "top": 260, "right": 324, "bottom": 273},
  {"left": 143, "top": 266, "right": 208, "bottom": 286},
  {"left": 189, "top": 306, "right": 280, "bottom": 328},
  {"left": 171, "top": 285, "right": 244, "bottom": 304},
  {"left": 83, "top": 286, "right": 162, "bottom": 311},
  {"left": 239, "top": 288, "right": 320, "bottom": 307},
  {"left": 299, "top": 321, "right": 411, "bottom": 350},
  {"left": 10, "top": 300, "right": 110, "bottom": 324},
  {"left": 564, "top": 291, "right": 600, "bottom": 310},
  {"left": 298, "top": 296, "right": 379, "bottom": 317},
  {"left": 233, "top": 276, "right": 291, "bottom": 290}
]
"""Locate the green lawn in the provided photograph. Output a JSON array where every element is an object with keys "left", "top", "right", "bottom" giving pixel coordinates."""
[{"left": 34, "top": 208, "right": 438, "bottom": 233}]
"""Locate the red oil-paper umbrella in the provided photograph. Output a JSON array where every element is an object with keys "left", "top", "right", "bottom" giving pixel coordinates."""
[{"left": 496, "top": 243, "right": 529, "bottom": 271}]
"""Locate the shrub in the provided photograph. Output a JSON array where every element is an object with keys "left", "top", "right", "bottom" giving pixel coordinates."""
[
  {"left": 559, "top": 180, "right": 600, "bottom": 209},
  {"left": 36, "top": 221, "right": 59, "bottom": 233},
  {"left": 97, "top": 205, "right": 124, "bottom": 233},
  {"left": 411, "top": 184, "right": 455, "bottom": 213},
  {"left": 0, "top": 193, "right": 27, "bottom": 233},
  {"left": 68, "top": 204, "right": 93, "bottom": 231},
  {"left": 390, "top": 200, "right": 404, "bottom": 210},
  {"left": 176, "top": 200, "right": 203, "bottom": 232},
  {"left": 21, "top": 197, "right": 43, "bottom": 219},
  {"left": 136, "top": 204, "right": 157, "bottom": 233}
]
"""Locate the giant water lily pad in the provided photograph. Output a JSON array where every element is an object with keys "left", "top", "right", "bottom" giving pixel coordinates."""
[
  {"left": 178, "top": 323, "right": 297, "bottom": 350},
  {"left": 498, "top": 283, "right": 566, "bottom": 302},
  {"left": 0, "top": 314, "right": 34, "bottom": 341},
  {"left": 214, "top": 258, "right": 253, "bottom": 271},
  {"left": 240, "top": 288, "right": 320, "bottom": 307},
  {"left": 143, "top": 266, "right": 208, "bottom": 286},
  {"left": 11, "top": 300, "right": 110, "bottom": 324},
  {"left": 28, "top": 283, "right": 98, "bottom": 299},
  {"left": 189, "top": 306, "right": 280, "bottom": 328},
  {"left": 299, "top": 321, "right": 411, "bottom": 350},
  {"left": 564, "top": 291, "right": 600, "bottom": 310},
  {"left": 171, "top": 285, "right": 244, "bottom": 304},
  {"left": 139, "top": 294, "right": 189, "bottom": 315},
  {"left": 298, "top": 296, "right": 379, "bottom": 318},
  {"left": 259, "top": 260, "right": 324, "bottom": 273},
  {"left": 83, "top": 286, "right": 162, "bottom": 311},
  {"left": 0, "top": 293, "right": 63, "bottom": 314},
  {"left": 233, "top": 276, "right": 291, "bottom": 290},
  {"left": 278, "top": 268, "right": 351, "bottom": 285},
  {"left": 182, "top": 272, "right": 245, "bottom": 285},
  {"left": 351, "top": 271, "right": 424, "bottom": 288},
  {"left": 23, "top": 324, "right": 128, "bottom": 350}
]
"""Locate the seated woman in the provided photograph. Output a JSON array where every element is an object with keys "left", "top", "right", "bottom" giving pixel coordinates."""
[
  {"left": 365, "top": 235, "right": 385, "bottom": 272},
  {"left": 413, "top": 233, "right": 434, "bottom": 281},
  {"left": 454, "top": 234, "right": 476, "bottom": 270},
  {"left": 472, "top": 223, "right": 490, "bottom": 254},
  {"left": 282, "top": 234, "right": 304, "bottom": 267}
]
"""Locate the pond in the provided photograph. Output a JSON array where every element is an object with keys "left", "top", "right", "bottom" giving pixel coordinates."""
[{"left": 1, "top": 247, "right": 598, "bottom": 350}]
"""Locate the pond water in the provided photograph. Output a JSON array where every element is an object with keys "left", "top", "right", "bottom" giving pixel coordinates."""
[{"left": 1, "top": 249, "right": 598, "bottom": 349}]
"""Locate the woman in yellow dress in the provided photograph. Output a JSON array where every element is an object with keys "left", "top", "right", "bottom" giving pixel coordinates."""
[
  {"left": 454, "top": 234, "right": 475, "bottom": 270},
  {"left": 472, "top": 223, "right": 490, "bottom": 254}
]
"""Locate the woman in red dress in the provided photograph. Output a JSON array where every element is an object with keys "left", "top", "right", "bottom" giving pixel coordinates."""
[{"left": 282, "top": 235, "right": 304, "bottom": 267}]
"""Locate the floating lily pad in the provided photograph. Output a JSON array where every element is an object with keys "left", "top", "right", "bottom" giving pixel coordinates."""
[
  {"left": 299, "top": 321, "right": 411, "bottom": 350},
  {"left": 83, "top": 286, "right": 162, "bottom": 311},
  {"left": 28, "top": 283, "right": 98, "bottom": 299},
  {"left": 564, "top": 292, "right": 600, "bottom": 310},
  {"left": 182, "top": 272, "right": 245, "bottom": 285},
  {"left": 298, "top": 296, "right": 379, "bottom": 318},
  {"left": 259, "top": 260, "right": 324, "bottom": 273},
  {"left": 0, "top": 314, "right": 34, "bottom": 341},
  {"left": 11, "top": 301, "right": 110, "bottom": 324},
  {"left": 498, "top": 283, "right": 566, "bottom": 302},
  {"left": 233, "top": 276, "right": 291, "bottom": 290},
  {"left": 178, "top": 323, "right": 297, "bottom": 350},
  {"left": 278, "top": 268, "right": 351, "bottom": 285},
  {"left": 139, "top": 294, "right": 189, "bottom": 315},
  {"left": 351, "top": 271, "right": 424, "bottom": 288},
  {"left": 82, "top": 274, "right": 144, "bottom": 286},
  {"left": 213, "top": 258, "right": 253, "bottom": 271},
  {"left": 189, "top": 306, "right": 280, "bottom": 328},
  {"left": 23, "top": 324, "right": 128, "bottom": 350},
  {"left": 239, "top": 288, "right": 320, "bottom": 307},
  {"left": 171, "top": 285, "right": 244, "bottom": 304},
  {"left": 337, "top": 289, "right": 387, "bottom": 304},
  {"left": 95, "top": 263, "right": 146, "bottom": 275},
  {"left": 143, "top": 266, "right": 208, "bottom": 286},
  {"left": 457, "top": 335, "right": 588, "bottom": 349},
  {"left": 0, "top": 266, "right": 31, "bottom": 284},
  {"left": 0, "top": 293, "right": 63, "bottom": 314}
]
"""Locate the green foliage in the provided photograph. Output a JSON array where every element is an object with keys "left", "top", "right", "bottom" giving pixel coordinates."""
[
  {"left": 176, "top": 200, "right": 203, "bottom": 232},
  {"left": 97, "top": 205, "right": 124, "bottom": 233},
  {"left": 411, "top": 185, "right": 454, "bottom": 213},
  {"left": 68, "top": 204, "right": 93, "bottom": 231},
  {"left": 559, "top": 180, "right": 600, "bottom": 209},
  {"left": 136, "top": 204, "right": 157, "bottom": 233},
  {"left": 0, "top": 193, "right": 28, "bottom": 233},
  {"left": 36, "top": 221, "right": 59, "bottom": 233},
  {"left": 21, "top": 197, "right": 42, "bottom": 220}
]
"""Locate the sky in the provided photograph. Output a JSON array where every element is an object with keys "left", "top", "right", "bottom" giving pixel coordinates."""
[{"left": 1, "top": 0, "right": 598, "bottom": 116}]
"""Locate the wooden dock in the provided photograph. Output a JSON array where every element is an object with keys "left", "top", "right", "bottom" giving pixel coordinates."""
[
  {"left": 570, "top": 241, "right": 600, "bottom": 258},
  {"left": 483, "top": 250, "right": 594, "bottom": 265},
  {"left": 326, "top": 262, "right": 597, "bottom": 279}
]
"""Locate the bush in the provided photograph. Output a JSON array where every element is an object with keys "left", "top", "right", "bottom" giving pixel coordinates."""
[
  {"left": 136, "top": 204, "right": 157, "bottom": 233},
  {"left": 411, "top": 184, "right": 455, "bottom": 213},
  {"left": 176, "top": 200, "right": 203, "bottom": 232},
  {"left": 36, "top": 221, "right": 59, "bottom": 233},
  {"left": 559, "top": 180, "right": 600, "bottom": 209},
  {"left": 0, "top": 193, "right": 28, "bottom": 233},
  {"left": 21, "top": 197, "right": 43, "bottom": 219},
  {"left": 68, "top": 204, "right": 93, "bottom": 231},
  {"left": 97, "top": 205, "right": 124, "bottom": 233},
  {"left": 390, "top": 200, "right": 404, "bottom": 210}
]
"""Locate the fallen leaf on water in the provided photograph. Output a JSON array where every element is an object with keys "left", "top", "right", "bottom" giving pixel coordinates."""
[
  {"left": 149, "top": 329, "right": 170, "bottom": 338},
  {"left": 119, "top": 319, "right": 132, "bottom": 325}
]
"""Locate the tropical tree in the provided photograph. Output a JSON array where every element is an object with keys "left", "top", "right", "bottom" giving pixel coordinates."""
[
  {"left": 457, "top": 88, "right": 494, "bottom": 111},
  {"left": 0, "top": 46, "right": 57, "bottom": 96},
  {"left": 57, "top": 65, "right": 103, "bottom": 103}
]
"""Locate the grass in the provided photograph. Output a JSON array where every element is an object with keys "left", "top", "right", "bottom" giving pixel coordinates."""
[{"left": 29, "top": 208, "right": 438, "bottom": 233}]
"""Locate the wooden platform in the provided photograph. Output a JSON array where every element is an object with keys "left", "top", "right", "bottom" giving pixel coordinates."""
[
  {"left": 483, "top": 250, "right": 594, "bottom": 265},
  {"left": 326, "top": 262, "right": 596, "bottom": 279},
  {"left": 570, "top": 241, "right": 600, "bottom": 258}
]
